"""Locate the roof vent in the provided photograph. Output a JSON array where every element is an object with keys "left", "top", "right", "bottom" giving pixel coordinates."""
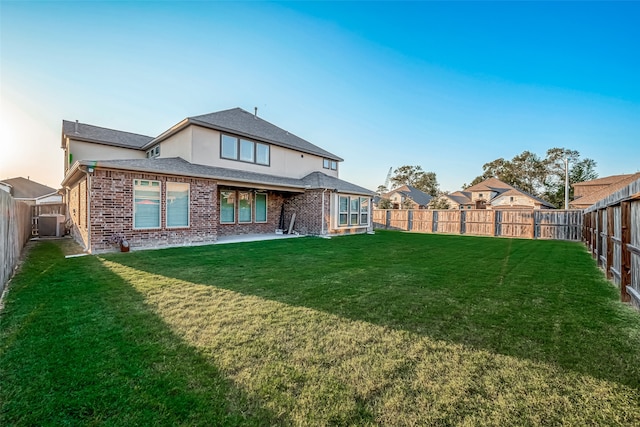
[
  {"left": 74, "top": 120, "right": 79, "bottom": 133},
  {"left": 254, "top": 107, "right": 258, "bottom": 118}
]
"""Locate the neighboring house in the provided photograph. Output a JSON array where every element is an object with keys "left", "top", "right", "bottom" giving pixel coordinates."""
[
  {"left": 570, "top": 173, "right": 640, "bottom": 209},
  {"left": 382, "top": 185, "right": 432, "bottom": 209},
  {"left": 0, "top": 177, "right": 62, "bottom": 205},
  {"left": 60, "top": 107, "right": 374, "bottom": 253},
  {"left": 443, "top": 177, "right": 555, "bottom": 210}
]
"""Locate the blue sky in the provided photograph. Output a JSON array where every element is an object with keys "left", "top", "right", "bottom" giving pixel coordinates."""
[{"left": 1, "top": 1, "right": 639, "bottom": 192}]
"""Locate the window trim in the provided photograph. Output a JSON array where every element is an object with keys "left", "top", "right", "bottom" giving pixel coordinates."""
[
  {"left": 238, "top": 191, "right": 253, "bottom": 223},
  {"left": 220, "top": 190, "right": 236, "bottom": 224},
  {"left": 337, "top": 195, "right": 370, "bottom": 228},
  {"left": 133, "top": 179, "right": 161, "bottom": 230},
  {"left": 166, "top": 182, "right": 190, "bottom": 229},
  {"left": 323, "top": 158, "right": 338, "bottom": 170},
  {"left": 255, "top": 192, "right": 268, "bottom": 223},
  {"left": 220, "top": 134, "right": 270, "bottom": 166}
]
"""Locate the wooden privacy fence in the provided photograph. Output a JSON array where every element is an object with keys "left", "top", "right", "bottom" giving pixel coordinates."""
[
  {"left": 583, "top": 176, "right": 640, "bottom": 308},
  {"left": 373, "top": 209, "right": 583, "bottom": 240},
  {"left": 1, "top": 191, "right": 32, "bottom": 296}
]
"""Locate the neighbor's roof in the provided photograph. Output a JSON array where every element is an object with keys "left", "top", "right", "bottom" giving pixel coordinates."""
[
  {"left": 0, "top": 177, "right": 57, "bottom": 199},
  {"left": 63, "top": 158, "right": 372, "bottom": 195},
  {"left": 62, "top": 120, "right": 154, "bottom": 149},
  {"left": 464, "top": 177, "right": 513, "bottom": 193},
  {"left": 572, "top": 174, "right": 634, "bottom": 187},
  {"left": 385, "top": 185, "right": 432, "bottom": 206},
  {"left": 570, "top": 172, "right": 640, "bottom": 208},
  {"left": 148, "top": 108, "right": 343, "bottom": 161},
  {"left": 446, "top": 191, "right": 472, "bottom": 205}
]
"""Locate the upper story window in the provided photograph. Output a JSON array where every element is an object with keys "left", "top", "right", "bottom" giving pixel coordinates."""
[
  {"left": 323, "top": 158, "right": 337, "bottom": 170},
  {"left": 146, "top": 145, "right": 160, "bottom": 158},
  {"left": 221, "top": 134, "right": 270, "bottom": 166}
]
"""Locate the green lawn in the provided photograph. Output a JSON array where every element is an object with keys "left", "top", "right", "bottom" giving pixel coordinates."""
[{"left": 2, "top": 231, "right": 640, "bottom": 425}]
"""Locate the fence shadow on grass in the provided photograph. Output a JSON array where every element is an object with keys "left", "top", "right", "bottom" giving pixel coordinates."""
[
  {"left": 0, "top": 241, "right": 281, "bottom": 426},
  {"left": 106, "top": 232, "right": 640, "bottom": 392}
]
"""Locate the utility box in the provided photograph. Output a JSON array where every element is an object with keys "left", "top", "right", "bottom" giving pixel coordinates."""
[{"left": 38, "top": 214, "right": 66, "bottom": 237}]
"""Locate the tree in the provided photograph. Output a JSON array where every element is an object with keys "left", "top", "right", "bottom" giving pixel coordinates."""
[
  {"left": 377, "top": 198, "right": 392, "bottom": 209},
  {"left": 376, "top": 185, "right": 388, "bottom": 195},
  {"left": 467, "top": 148, "right": 597, "bottom": 207},
  {"left": 428, "top": 194, "right": 451, "bottom": 209},
  {"left": 390, "top": 165, "right": 439, "bottom": 196},
  {"left": 542, "top": 147, "right": 598, "bottom": 208}
]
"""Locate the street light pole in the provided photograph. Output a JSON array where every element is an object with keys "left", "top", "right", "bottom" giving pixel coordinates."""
[{"left": 564, "top": 157, "right": 569, "bottom": 210}]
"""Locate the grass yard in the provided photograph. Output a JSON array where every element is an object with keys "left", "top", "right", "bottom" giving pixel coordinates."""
[{"left": 2, "top": 231, "right": 640, "bottom": 425}]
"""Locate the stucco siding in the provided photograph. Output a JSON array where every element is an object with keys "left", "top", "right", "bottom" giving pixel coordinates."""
[
  {"left": 68, "top": 139, "right": 145, "bottom": 168},
  {"left": 159, "top": 127, "right": 193, "bottom": 162}
]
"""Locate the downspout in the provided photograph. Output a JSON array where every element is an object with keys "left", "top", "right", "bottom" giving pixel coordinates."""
[
  {"left": 80, "top": 165, "right": 93, "bottom": 253},
  {"left": 321, "top": 188, "right": 328, "bottom": 236}
]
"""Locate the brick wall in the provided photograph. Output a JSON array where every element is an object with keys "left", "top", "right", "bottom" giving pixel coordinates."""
[
  {"left": 89, "top": 169, "right": 218, "bottom": 253},
  {"left": 285, "top": 189, "right": 328, "bottom": 235},
  {"left": 217, "top": 190, "right": 289, "bottom": 237}
]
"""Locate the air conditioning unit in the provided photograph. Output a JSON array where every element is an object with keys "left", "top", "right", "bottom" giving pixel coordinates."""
[{"left": 38, "top": 214, "right": 66, "bottom": 237}]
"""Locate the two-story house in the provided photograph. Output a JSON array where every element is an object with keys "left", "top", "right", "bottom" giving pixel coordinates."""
[
  {"left": 381, "top": 185, "right": 432, "bottom": 209},
  {"left": 60, "top": 108, "right": 373, "bottom": 253},
  {"left": 443, "top": 177, "right": 555, "bottom": 210}
]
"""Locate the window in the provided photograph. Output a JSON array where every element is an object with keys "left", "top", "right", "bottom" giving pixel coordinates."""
[
  {"left": 221, "top": 135, "right": 238, "bottom": 159},
  {"left": 221, "top": 134, "right": 270, "bottom": 165},
  {"left": 360, "top": 197, "right": 369, "bottom": 225},
  {"left": 146, "top": 145, "right": 160, "bottom": 158},
  {"left": 350, "top": 197, "right": 360, "bottom": 225},
  {"left": 338, "top": 195, "right": 370, "bottom": 227},
  {"left": 240, "top": 139, "right": 254, "bottom": 162},
  {"left": 220, "top": 190, "right": 268, "bottom": 224},
  {"left": 323, "top": 158, "right": 338, "bottom": 170},
  {"left": 238, "top": 191, "right": 252, "bottom": 223},
  {"left": 220, "top": 191, "right": 235, "bottom": 223},
  {"left": 167, "top": 183, "right": 189, "bottom": 228},
  {"left": 255, "top": 193, "right": 267, "bottom": 222},
  {"left": 256, "top": 143, "right": 269, "bottom": 165},
  {"left": 134, "top": 180, "right": 161, "bottom": 229},
  {"left": 339, "top": 196, "right": 348, "bottom": 226}
]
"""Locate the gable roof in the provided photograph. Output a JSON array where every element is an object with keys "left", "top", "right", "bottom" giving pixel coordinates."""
[
  {"left": 62, "top": 120, "right": 154, "bottom": 149},
  {"left": 464, "top": 177, "right": 513, "bottom": 193},
  {"left": 446, "top": 191, "right": 472, "bottom": 205},
  {"left": 570, "top": 172, "right": 640, "bottom": 208},
  {"left": 63, "top": 158, "right": 372, "bottom": 196},
  {"left": 448, "top": 178, "right": 555, "bottom": 208},
  {"left": 385, "top": 185, "right": 432, "bottom": 206},
  {"left": 149, "top": 108, "right": 343, "bottom": 161},
  {"left": 0, "top": 177, "right": 57, "bottom": 199}
]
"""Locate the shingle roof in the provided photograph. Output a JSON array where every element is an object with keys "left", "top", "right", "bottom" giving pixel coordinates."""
[
  {"left": 385, "top": 185, "right": 432, "bottom": 206},
  {"left": 185, "top": 108, "right": 342, "bottom": 161},
  {"left": 572, "top": 174, "right": 633, "bottom": 187},
  {"left": 446, "top": 191, "right": 472, "bottom": 205},
  {"left": 62, "top": 120, "right": 154, "bottom": 149},
  {"left": 464, "top": 177, "right": 513, "bottom": 193},
  {"left": 0, "top": 177, "right": 57, "bottom": 199},
  {"left": 71, "top": 158, "right": 372, "bottom": 195},
  {"left": 570, "top": 172, "right": 640, "bottom": 208},
  {"left": 301, "top": 171, "right": 373, "bottom": 196}
]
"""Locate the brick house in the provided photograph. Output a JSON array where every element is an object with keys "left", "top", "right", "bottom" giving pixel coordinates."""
[
  {"left": 60, "top": 108, "right": 373, "bottom": 253},
  {"left": 442, "top": 177, "right": 555, "bottom": 210}
]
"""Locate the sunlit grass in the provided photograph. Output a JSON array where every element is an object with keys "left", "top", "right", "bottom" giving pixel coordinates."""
[{"left": 2, "top": 232, "right": 640, "bottom": 425}]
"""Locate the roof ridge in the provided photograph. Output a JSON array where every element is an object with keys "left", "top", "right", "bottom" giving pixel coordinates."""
[{"left": 63, "top": 120, "right": 155, "bottom": 139}]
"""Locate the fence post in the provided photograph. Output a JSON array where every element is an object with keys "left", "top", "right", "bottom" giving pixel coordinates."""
[
  {"left": 606, "top": 206, "right": 614, "bottom": 279},
  {"left": 386, "top": 210, "right": 391, "bottom": 230},
  {"left": 621, "top": 201, "right": 631, "bottom": 302},
  {"left": 432, "top": 210, "right": 438, "bottom": 233},
  {"left": 530, "top": 210, "right": 536, "bottom": 239},
  {"left": 460, "top": 210, "right": 466, "bottom": 235},
  {"left": 408, "top": 210, "right": 413, "bottom": 231}
]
